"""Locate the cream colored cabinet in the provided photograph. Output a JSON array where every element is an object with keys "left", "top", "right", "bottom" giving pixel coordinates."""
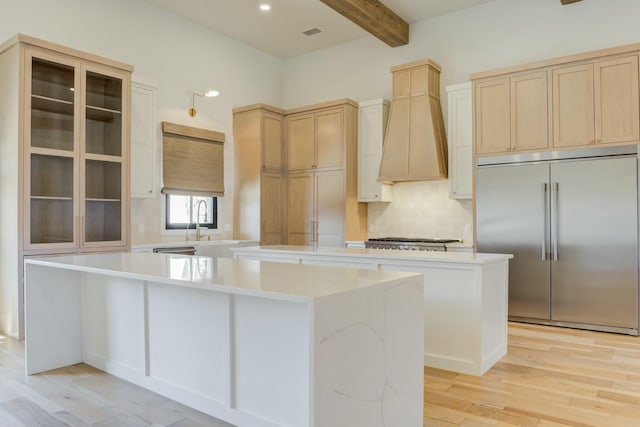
[
  {"left": 358, "top": 99, "right": 391, "bottom": 202},
  {"left": 553, "top": 55, "right": 640, "bottom": 148},
  {"left": 130, "top": 82, "right": 156, "bottom": 198},
  {"left": 511, "top": 70, "right": 551, "bottom": 152},
  {"left": 24, "top": 47, "right": 130, "bottom": 251},
  {"left": 287, "top": 170, "right": 345, "bottom": 247},
  {"left": 287, "top": 107, "right": 345, "bottom": 172},
  {"left": 446, "top": 83, "right": 472, "bottom": 199},
  {"left": 0, "top": 34, "right": 132, "bottom": 339},
  {"left": 473, "top": 48, "right": 640, "bottom": 157},
  {"left": 233, "top": 104, "right": 285, "bottom": 244},
  {"left": 595, "top": 55, "right": 639, "bottom": 144},
  {"left": 552, "top": 63, "right": 595, "bottom": 148},
  {"left": 474, "top": 71, "right": 549, "bottom": 155},
  {"left": 474, "top": 78, "right": 510, "bottom": 155},
  {"left": 285, "top": 99, "right": 366, "bottom": 246}
]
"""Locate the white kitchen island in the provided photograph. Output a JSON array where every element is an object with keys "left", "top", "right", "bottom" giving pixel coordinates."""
[
  {"left": 232, "top": 245, "right": 513, "bottom": 376},
  {"left": 24, "top": 253, "right": 424, "bottom": 427}
]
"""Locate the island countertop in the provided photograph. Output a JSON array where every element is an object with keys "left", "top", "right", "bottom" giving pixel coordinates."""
[
  {"left": 25, "top": 252, "right": 421, "bottom": 302},
  {"left": 230, "top": 245, "right": 513, "bottom": 265},
  {"left": 25, "top": 252, "right": 425, "bottom": 426}
]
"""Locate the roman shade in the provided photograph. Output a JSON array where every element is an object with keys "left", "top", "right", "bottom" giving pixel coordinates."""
[{"left": 161, "top": 121, "right": 225, "bottom": 197}]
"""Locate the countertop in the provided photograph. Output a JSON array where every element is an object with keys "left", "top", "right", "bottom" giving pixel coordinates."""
[
  {"left": 131, "top": 239, "right": 259, "bottom": 251},
  {"left": 232, "top": 245, "right": 512, "bottom": 265},
  {"left": 25, "top": 252, "right": 420, "bottom": 303}
]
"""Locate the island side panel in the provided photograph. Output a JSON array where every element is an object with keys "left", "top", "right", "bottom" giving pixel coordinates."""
[
  {"left": 380, "top": 262, "right": 484, "bottom": 375},
  {"left": 480, "top": 260, "right": 509, "bottom": 374},
  {"left": 81, "top": 274, "right": 146, "bottom": 380},
  {"left": 24, "top": 263, "right": 83, "bottom": 375},
  {"left": 146, "top": 283, "right": 231, "bottom": 410},
  {"left": 313, "top": 275, "right": 424, "bottom": 427},
  {"left": 233, "top": 294, "right": 311, "bottom": 427}
]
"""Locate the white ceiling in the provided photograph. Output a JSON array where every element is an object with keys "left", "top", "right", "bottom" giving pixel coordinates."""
[{"left": 142, "top": 0, "right": 496, "bottom": 58}]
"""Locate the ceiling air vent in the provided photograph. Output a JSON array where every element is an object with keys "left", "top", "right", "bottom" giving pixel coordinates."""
[{"left": 303, "top": 28, "right": 322, "bottom": 36}]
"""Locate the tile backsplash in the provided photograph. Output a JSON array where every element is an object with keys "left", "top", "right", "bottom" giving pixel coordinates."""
[
  {"left": 131, "top": 181, "right": 472, "bottom": 245},
  {"left": 366, "top": 180, "right": 473, "bottom": 243},
  {"left": 130, "top": 196, "right": 234, "bottom": 245}
]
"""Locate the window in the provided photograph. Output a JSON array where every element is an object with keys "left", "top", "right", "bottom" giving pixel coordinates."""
[{"left": 166, "top": 195, "right": 217, "bottom": 230}]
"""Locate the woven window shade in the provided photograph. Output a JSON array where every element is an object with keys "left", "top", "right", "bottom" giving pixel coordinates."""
[{"left": 161, "top": 122, "right": 225, "bottom": 197}]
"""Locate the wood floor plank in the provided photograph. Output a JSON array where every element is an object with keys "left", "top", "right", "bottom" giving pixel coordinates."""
[
  {"left": 424, "top": 323, "right": 640, "bottom": 427},
  {"left": 0, "top": 397, "right": 68, "bottom": 426}
]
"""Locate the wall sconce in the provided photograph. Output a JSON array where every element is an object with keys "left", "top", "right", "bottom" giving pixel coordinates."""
[{"left": 189, "top": 90, "right": 220, "bottom": 117}]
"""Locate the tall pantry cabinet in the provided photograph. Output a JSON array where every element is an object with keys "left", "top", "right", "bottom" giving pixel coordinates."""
[
  {"left": 0, "top": 34, "right": 132, "bottom": 339},
  {"left": 233, "top": 104, "right": 286, "bottom": 245}
]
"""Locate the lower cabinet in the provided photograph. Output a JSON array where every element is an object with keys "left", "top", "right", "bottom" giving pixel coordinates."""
[
  {"left": 287, "top": 170, "right": 345, "bottom": 247},
  {"left": 232, "top": 247, "right": 510, "bottom": 376}
]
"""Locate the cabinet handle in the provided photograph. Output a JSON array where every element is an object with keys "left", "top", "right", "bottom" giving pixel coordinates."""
[
  {"left": 148, "top": 190, "right": 152, "bottom": 194},
  {"left": 541, "top": 183, "right": 547, "bottom": 261}
]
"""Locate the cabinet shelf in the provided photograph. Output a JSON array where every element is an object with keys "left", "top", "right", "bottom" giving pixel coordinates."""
[
  {"left": 86, "top": 105, "right": 121, "bottom": 122},
  {"left": 31, "top": 95, "right": 74, "bottom": 116},
  {"left": 31, "top": 196, "right": 73, "bottom": 201},
  {"left": 86, "top": 198, "right": 121, "bottom": 202}
]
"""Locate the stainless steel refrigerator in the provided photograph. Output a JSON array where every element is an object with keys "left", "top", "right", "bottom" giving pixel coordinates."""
[{"left": 476, "top": 146, "right": 639, "bottom": 335}]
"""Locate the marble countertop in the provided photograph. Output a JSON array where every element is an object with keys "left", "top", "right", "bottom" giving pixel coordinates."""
[
  {"left": 232, "top": 245, "right": 512, "bottom": 265},
  {"left": 25, "top": 252, "right": 420, "bottom": 303}
]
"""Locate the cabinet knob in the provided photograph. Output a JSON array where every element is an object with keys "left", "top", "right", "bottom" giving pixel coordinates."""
[
  {"left": 589, "top": 140, "right": 595, "bottom": 144},
  {"left": 374, "top": 194, "right": 378, "bottom": 198},
  {"left": 148, "top": 190, "right": 152, "bottom": 193}
]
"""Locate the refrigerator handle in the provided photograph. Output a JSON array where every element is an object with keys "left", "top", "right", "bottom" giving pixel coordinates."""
[
  {"left": 552, "top": 182, "right": 559, "bottom": 261},
  {"left": 542, "top": 183, "right": 547, "bottom": 261}
]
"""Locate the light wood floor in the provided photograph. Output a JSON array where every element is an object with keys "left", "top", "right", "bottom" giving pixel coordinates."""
[
  {"left": 1, "top": 323, "right": 639, "bottom": 426},
  {"left": 0, "top": 335, "right": 233, "bottom": 426},
  {"left": 425, "top": 322, "right": 640, "bottom": 427}
]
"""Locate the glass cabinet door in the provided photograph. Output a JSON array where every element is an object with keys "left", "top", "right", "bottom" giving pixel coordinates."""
[
  {"left": 27, "top": 55, "right": 78, "bottom": 247},
  {"left": 83, "top": 69, "right": 125, "bottom": 244}
]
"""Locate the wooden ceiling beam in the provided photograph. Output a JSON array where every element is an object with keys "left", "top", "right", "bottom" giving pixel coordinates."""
[{"left": 319, "top": 0, "right": 409, "bottom": 47}]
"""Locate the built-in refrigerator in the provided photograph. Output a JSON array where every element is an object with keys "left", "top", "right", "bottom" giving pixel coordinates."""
[{"left": 476, "top": 146, "right": 639, "bottom": 335}]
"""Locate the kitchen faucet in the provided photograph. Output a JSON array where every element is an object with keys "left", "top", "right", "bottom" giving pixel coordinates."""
[{"left": 195, "top": 199, "right": 207, "bottom": 241}]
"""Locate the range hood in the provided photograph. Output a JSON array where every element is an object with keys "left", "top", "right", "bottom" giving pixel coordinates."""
[{"left": 378, "top": 59, "right": 448, "bottom": 183}]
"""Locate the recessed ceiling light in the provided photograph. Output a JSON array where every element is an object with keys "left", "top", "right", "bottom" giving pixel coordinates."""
[{"left": 259, "top": 3, "right": 271, "bottom": 12}]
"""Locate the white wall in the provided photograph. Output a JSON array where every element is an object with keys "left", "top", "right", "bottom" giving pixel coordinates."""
[
  {"left": 0, "top": 0, "right": 284, "bottom": 245},
  {"left": 283, "top": 0, "right": 640, "bottom": 242}
]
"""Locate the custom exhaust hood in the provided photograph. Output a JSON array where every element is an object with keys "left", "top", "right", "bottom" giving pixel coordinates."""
[{"left": 378, "top": 59, "right": 448, "bottom": 183}]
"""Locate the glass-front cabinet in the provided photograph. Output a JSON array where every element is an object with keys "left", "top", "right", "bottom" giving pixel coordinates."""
[{"left": 25, "top": 48, "right": 129, "bottom": 251}]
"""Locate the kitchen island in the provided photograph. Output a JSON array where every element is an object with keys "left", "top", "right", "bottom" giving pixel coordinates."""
[
  {"left": 232, "top": 245, "right": 513, "bottom": 375},
  {"left": 24, "top": 253, "right": 424, "bottom": 427}
]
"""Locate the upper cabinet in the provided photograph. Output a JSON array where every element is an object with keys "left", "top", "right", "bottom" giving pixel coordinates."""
[
  {"left": 130, "top": 82, "right": 156, "bottom": 198},
  {"left": 358, "top": 99, "right": 392, "bottom": 202},
  {"left": 23, "top": 44, "right": 130, "bottom": 252},
  {"left": 446, "top": 83, "right": 472, "bottom": 199},
  {"left": 287, "top": 106, "right": 345, "bottom": 172},
  {"left": 0, "top": 34, "right": 132, "bottom": 256},
  {"left": 472, "top": 45, "right": 640, "bottom": 157},
  {"left": 553, "top": 55, "right": 639, "bottom": 148},
  {"left": 474, "top": 70, "right": 550, "bottom": 155}
]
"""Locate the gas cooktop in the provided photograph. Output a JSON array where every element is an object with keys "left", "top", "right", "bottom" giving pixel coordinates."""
[
  {"left": 364, "top": 237, "right": 463, "bottom": 251},
  {"left": 367, "top": 237, "right": 462, "bottom": 244}
]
